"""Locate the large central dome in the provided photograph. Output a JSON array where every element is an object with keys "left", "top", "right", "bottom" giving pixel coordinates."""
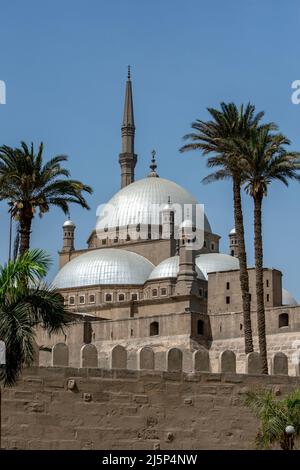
[{"left": 97, "top": 177, "right": 212, "bottom": 232}]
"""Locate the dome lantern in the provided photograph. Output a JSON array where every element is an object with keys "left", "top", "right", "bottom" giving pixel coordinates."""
[{"left": 148, "top": 149, "right": 159, "bottom": 178}]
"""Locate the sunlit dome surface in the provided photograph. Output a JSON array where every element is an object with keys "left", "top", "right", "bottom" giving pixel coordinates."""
[
  {"left": 282, "top": 288, "right": 298, "bottom": 306},
  {"left": 96, "top": 177, "right": 211, "bottom": 232},
  {"left": 63, "top": 219, "right": 75, "bottom": 228},
  {"left": 195, "top": 253, "right": 240, "bottom": 280},
  {"left": 148, "top": 255, "right": 205, "bottom": 281},
  {"left": 52, "top": 248, "right": 154, "bottom": 288}
]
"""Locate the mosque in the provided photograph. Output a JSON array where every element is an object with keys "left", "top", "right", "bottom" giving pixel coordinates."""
[{"left": 37, "top": 71, "right": 300, "bottom": 373}]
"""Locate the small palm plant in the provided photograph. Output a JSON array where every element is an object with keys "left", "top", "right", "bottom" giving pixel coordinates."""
[
  {"left": 0, "top": 249, "right": 68, "bottom": 385},
  {"left": 245, "top": 389, "right": 300, "bottom": 449}
]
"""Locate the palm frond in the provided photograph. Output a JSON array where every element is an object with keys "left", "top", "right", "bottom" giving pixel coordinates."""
[{"left": 0, "top": 249, "right": 69, "bottom": 385}]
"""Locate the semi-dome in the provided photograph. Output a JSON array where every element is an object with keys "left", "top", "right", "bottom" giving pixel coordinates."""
[
  {"left": 148, "top": 255, "right": 205, "bottom": 281},
  {"left": 52, "top": 248, "right": 154, "bottom": 289},
  {"left": 96, "top": 177, "right": 211, "bottom": 233},
  {"left": 195, "top": 253, "right": 240, "bottom": 280},
  {"left": 229, "top": 227, "right": 236, "bottom": 235},
  {"left": 282, "top": 288, "right": 298, "bottom": 306}
]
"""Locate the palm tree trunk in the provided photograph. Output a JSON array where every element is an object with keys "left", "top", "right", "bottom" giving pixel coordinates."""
[
  {"left": 254, "top": 193, "right": 268, "bottom": 374},
  {"left": 19, "top": 217, "right": 32, "bottom": 257},
  {"left": 233, "top": 179, "right": 254, "bottom": 354}
]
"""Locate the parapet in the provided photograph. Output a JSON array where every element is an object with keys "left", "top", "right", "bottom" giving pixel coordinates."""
[{"left": 34, "top": 342, "right": 298, "bottom": 376}]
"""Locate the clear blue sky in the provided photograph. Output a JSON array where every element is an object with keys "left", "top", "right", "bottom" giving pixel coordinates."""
[{"left": 1, "top": 0, "right": 300, "bottom": 299}]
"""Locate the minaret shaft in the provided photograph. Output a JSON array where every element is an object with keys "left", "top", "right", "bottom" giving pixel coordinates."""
[{"left": 119, "top": 67, "right": 137, "bottom": 188}]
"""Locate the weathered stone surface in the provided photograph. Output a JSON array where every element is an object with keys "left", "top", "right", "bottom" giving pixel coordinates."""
[
  {"left": 52, "top": 343, "right": 69, "bottom": 367},
  {"left": 272, "top": 352, "right": 288, "bottom": 375},
  {"left": 110, "top": 345, "right": 127, "bottom": 369},
  {"left": 193, "top": 349, "right": 210, "bottom": 372},
  {"left": 80, "top": 344, "right": 98, "bottom": 368},
  {"left": 219, "top": 350, "right": 236, "bottom": 373},
  {"left": 32, "top": 341, "right": 40, "bottom": 366},
  {"left": 246, "top": 352, "right": 261, "bottom": 374},
  {"left": 138, "top": 347, "right": 154, "bottom": 370},
  {"left": 167, "top": 348, "right": 183, "bottom": 372},
  {"left": 4, "top": 366, "right": 300, "bottom": 450}
]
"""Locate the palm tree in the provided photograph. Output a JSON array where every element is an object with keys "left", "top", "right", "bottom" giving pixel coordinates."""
[
  {"left": 245, "top": 389, "right": 300, "bottom": 449},
  {"left": 0, "top": 142, "right": 93, "bottom": 256},
  {"left": 180, "top": 102, "right": 266, "bottom": 354},
  {"left": 0, "top": 249, "right": 68, "bottom": 385},
  {"left": 229, "top": 128, "right": 300, "bottom": 373}
]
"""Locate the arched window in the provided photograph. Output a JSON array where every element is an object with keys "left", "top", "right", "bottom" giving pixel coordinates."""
[
  {"left": 105, "top": 293, "right": 112, "bottom": 302},
  {"left": 197, "top": 319, "right": 204, "bottom": 335},
  {"left": 150, "top": 321, "right": 159, "bottom": 336},
  {"left": 279, "top": 313, "right": 289, "bottom": 328},
  {"left": 118, "top": 293, "right": 125, "bottom": 301},
  {"left": 231, "top": 250, "right": 234, "bottom": 257}
]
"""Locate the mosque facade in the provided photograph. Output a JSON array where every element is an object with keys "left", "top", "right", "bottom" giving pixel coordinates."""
[{"left": 36, "top": 71, "right": 300, "bottom": 374}]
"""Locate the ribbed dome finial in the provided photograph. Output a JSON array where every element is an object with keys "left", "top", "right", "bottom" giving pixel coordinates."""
[{"left": 148, "top": 149, "right": 159, "bottom": 177}]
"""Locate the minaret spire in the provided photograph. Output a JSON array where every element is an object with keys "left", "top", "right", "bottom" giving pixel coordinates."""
[{"left": 119, "top": 66, "right": 137, "bottom": 188}]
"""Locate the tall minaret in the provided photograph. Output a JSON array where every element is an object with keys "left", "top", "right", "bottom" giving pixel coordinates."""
[{"left": 119, "top": 66, "right": 137, "bottom": 188}]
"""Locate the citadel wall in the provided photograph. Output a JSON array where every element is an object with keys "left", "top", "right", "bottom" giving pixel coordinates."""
[{"left": 2, "top": 365, "right": 300, "bottom": 450}]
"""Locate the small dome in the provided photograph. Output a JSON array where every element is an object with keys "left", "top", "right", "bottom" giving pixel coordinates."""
[
  {"left": 162, "top": 202, "right": 172, "bottom": 211},
  {"left": 195, "top": 253, "right": 240, "bottom": 280},
  {"left": 179, "top": 219, "right": 194, "bottom": 229},
  {"left": 63, "top": 219, "right": 75, "bottom": 228},
  {"left": 282, "top": 288, "right": 297, "bottom": 306},
  {"left": 148, "top": 255, "right": 205, "bottom": 281},
  {"left": 52, "top": 248, "right": 154, "bottom": 288},
  {"left": 229, "top": 227, "right": 236, "bottom": 235}
]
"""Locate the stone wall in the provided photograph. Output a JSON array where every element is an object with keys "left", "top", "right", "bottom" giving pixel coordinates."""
[
  {"left": 3, "top": 367, "right": 300, "bottom": 450},
  {"left": 35, "top": 337, "right": 299, "bottom": 377},
  {"left": 208, "top": 268, "right": 283, "bottom": 315},
  {"left": 209, "top": 332, "right": 300, "bottom": 375}
]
